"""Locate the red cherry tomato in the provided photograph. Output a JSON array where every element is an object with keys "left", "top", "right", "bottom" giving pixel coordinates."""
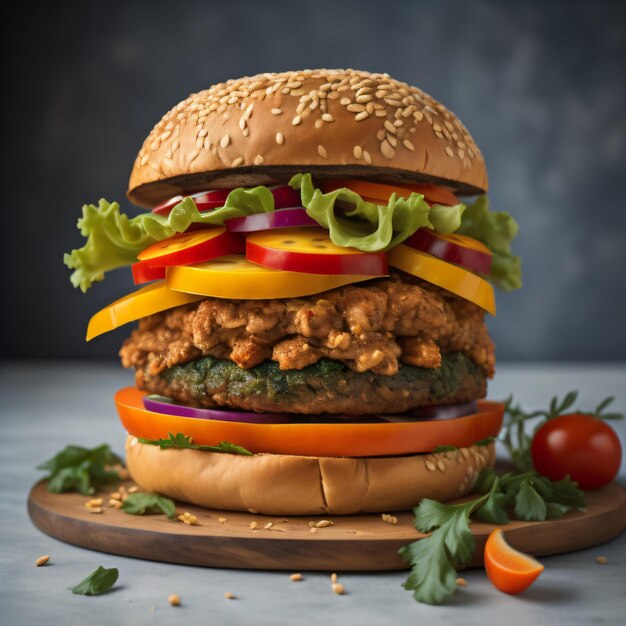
[{"left": 531, "top": 414, "right": 622, "bottom": 490}]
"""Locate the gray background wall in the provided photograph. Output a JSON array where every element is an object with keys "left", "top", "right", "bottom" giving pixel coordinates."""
[{"left": 2, "top": 0, "right": 625, "bottom": 361}]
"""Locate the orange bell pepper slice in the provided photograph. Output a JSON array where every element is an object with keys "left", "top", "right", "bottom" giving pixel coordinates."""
[{"left": 484, "top": 528, "right": 544, "bottom": 594}]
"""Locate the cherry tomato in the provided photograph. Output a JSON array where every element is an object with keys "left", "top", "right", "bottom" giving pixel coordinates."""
[{"left": 531, "top": 414, "right": 622, "bottom": 490}]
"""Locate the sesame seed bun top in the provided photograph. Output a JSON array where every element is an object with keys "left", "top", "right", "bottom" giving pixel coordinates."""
[{"left": 127, "top": 69, "right": 488, "bottom": 208}]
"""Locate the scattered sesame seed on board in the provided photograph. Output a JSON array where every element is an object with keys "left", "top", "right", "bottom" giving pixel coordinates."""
[
  {"left": 315, "top": 520, "right": 334, "bottom": 528},
  {"left": 224, "top": 592, "right": 235, "bottom": 600},
  {"left": 310, "top": 527, "right": 318, "bottom": 534},
  {"left": 332, "top": 583, "right": 345, "bottom": 595},
  {"left": 218, "top": 517, "right": 227, "bottom": 523},
  {"left": 35, "top": 555, "right": 49, "bottom": 567},
  {"left": 331, "top": 572, "right": 338, "bottom": 584},
  {"left": 290, "top": 573, "right": 303, "bottom": 582},
  {"left": 456, "top": 577, "right": 468, "bottom": 587},
  {"left": 168, "top": 594, "right": 181, "bottom": 606},
  {"left": 250, "top": 521, "right": 258, "bottom": 530},
  {"left": 596, "top": 556, "right": 608, "bottom": 564}
]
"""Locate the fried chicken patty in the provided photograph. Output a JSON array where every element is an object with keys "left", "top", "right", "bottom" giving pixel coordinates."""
[
  {"left": 120, "top": 277, "right": 495, "bottom": 381},
  {"left": 140, "top": 352, "right": 486, "bottom": 415}
]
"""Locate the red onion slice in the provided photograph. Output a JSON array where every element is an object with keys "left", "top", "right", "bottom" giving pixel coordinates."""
[
  {"left": 225, "top": 207, "right": 317, "bottom": 232},
  {"left": 379, "top": 401, "right": 478, "bottom": 423},
  {"left": 143, "top": 395, "right": 291, "bottom": 423},
  {"left": 152, "top": 185, "right": 300, "bottom": 217}
]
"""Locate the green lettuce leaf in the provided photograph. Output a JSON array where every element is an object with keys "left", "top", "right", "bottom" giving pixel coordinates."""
[
  {"left": 64, "top": 187, "right": 275, "bottom": 292},
  {"left": 289, "top": 173, "right": 465, "bottom": 252},
  {"left": 456, "top": 195, "right": 521, "bottom": 291}
]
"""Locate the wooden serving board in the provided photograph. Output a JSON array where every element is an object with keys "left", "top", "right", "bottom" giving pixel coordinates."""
[{"left": 28, "top": 480, "right": 626, "bottom": 571}]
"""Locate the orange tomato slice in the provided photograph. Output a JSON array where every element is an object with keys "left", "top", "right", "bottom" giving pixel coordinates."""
[
  {"left": 484, "top": 529, "right": 544, "bottom": 594},
  {"left": 388, "top": 245, "right": 496, "bottom": 315},
  {"left": 115, "top": 386, "right": 504, "bottom": 457},
  {"left": 322, "top": 179, "right": 461, "bottom": 206}
]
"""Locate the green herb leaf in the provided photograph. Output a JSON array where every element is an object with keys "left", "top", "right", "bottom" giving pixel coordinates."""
[
  {"left": 138, "top": 432, "right": 253, "bottom": 456},
  {"left": 514, "top": 478, "right": 548, "bottom": 521},
  {"left": 474, "top": 435, "right": 496, "bottom": 447},
  {"left": 399, "top": 479, "right": 497, "bottom": 604},
  {"left": 121, "top": 493, "right": 176, "bottom": 518},
  {"left": 70, "top": 566, "right": 119, "bottom": 595},
  {"left": 473, "top": 472, "right": 509, "bottom": 524},
  {"left": 38, "top": 444, "right": 122, "bottom": 495},
  {"left": 432, "top": 445, "right": 458, "bottom": 454}
]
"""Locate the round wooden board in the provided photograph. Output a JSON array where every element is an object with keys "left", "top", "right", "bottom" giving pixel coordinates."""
[{"left": 28, "top": 480, "right": 626, "bottom": 571}]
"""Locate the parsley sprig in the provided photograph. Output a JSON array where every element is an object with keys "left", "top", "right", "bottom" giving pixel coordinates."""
[
  {"left": 502, "top": 392, "right": 623, "bottom": 471},
  {"left": 38, "top": 444, "right": 122, "bottom": 495},
  {"left": 138, "top": 432, "right": 253, "bottom": 456},
  {"left": 121, "top": 492, "right": 176, "bottom": 518},
  {"left": 70, "top": 566, "right": 119, "bottom": 595},
  {"left": 400, "top": 467, "right": 584, "bottom": 605}
]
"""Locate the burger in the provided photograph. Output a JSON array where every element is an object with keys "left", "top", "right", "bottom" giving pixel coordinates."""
[{"left": 65, "top": 69, "right": 521, "bottom": 516}]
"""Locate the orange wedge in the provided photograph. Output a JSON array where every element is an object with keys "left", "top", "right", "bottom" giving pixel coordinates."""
[{"left": 484, "top": 529, "right": 544, "bottom": 594}]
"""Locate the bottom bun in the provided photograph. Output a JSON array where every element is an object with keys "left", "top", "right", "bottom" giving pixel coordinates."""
[{"left": 125, "top": 436, "right": 495, "bottom": 515}]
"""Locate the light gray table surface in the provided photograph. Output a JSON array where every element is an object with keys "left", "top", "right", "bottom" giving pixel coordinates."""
[{"left": 1, "top": 361, "right": 625, "bottom": 626}]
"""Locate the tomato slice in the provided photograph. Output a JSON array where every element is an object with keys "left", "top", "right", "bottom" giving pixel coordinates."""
[
  {"left": 86, "top": 282, "right": 204, "bottom": 341},
  {"left": 115, "top": 387, "right": 504, "bottom": 457},
  {"left": 388, "top": 245, "right": 496, "bottom": 315},
  {"left": 406, "top": 229, "right": 492, "bottom": 275},
  {"left": 132, "top": 227, "right": 244, "bottom": 283},
  {"left": 131, "top": 261, "right": 166, "bottom": 284},
  {"left": 166, "top": 254, "right": 374, "bottom": 299},
  {"left": 322, "top": 180, "right": 461, "bottom": 206},
  {"left": 246, "top": 228, "right": 388, "bottom": 276}
]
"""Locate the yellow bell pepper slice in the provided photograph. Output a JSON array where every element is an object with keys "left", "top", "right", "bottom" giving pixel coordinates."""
[
  {"left": 388, "top": 245, "right": 496, "bottom": 315},
  {"left": 86, "top": 281, "right": 204, "bottom": 341},
  {"left": 166, "top": 254, "right": 372, "bottom": 299}
]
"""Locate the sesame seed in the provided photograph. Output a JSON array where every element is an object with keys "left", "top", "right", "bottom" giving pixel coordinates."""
[
  {"left": 435, "top": 131, "right": 444, "bottom": 139},
  {"left": 596, "top": 556, "right": 608, "bottom": 564},
  {"left": 290, "top": 573, "right": 303, "bottom": 582},
  {"left": 254, "top": 154, "right": 264, "bottom": 165},
  {"left": 250, "top": 521, "right": 258, "bottom": 530},
  {"left": 322, "top": 113, "right": 334, "bottom": 122},
  {"left": 437, "top": 460, "right": 445, "bottom": 472},
  {"left": 220, "top": 134, "right": 230, "bottom": 148},
  {"left": 238, "top": 118, "right": 246, "bottom": 130},
  {"left": 445, "top": 146, "right": 455, "bottom": 157},
  {"left": 317, "top": 145, "right": 328, "bottom": 159},
  {"left": 458, "top": 149, "right": 465, "bottom": 160},
  {"left": 356, "top": 94, "right": 372, "bottom": 103},
  {"left": 355, "top": 111, "right": 369, "bottom": 121},
  {"left": 456, "top": 577, "right": 468, "bottom": 587},
  {"left": 218, "top": 517, "right": 227, "bottom": 523},
  {"left": 403, "top": 139, "right": 415, "bottom": 151},
  {"left": 340, "top": 97, "right": 351, "bottom": 105},
  {"left": 224, "top": 592, "right": 235, "bottom": 600},
  {"left": 35, "top": 555, "right": 49, "bottom": 567},
  {"left": 347, "top": 103, "right": 365, "bottom": 113},
  {"left": 292, "top": 115, "right": 302, "bottom": 126},
  {"left": 310, "top": 527, "right": 318, "bottom": 534},
  {"left": 332, "top": 583, "right": 345, "bottom": 595},
  {"left": 353, "top": 145, "right": 363, "bottom": 159},
  {"left": 384, "top": 120, "right": 397, "bottom": 134},
  {"left": 381, "top": 139, "right": 395, "bottom": 159},
  {"left": 426, "top": 460, "right": 436, "bottom": 471},
  {"left": 276, "top": 132, "right": 284, "bottom": 145},
  {"left": 315, "top": 519, "right": 333, "bottom": 528},
  {"left": 168, "top": 594, "right": 181, "bottom": 606},
  {"left": 375, "top": 109, "right": 387, "bottom": 117},
  {"left": 232, "top": 157, "right": 244, "bottom": 167},
  {"left": 315, "top": 119, "right": 323, "bottom": 129},
  {"left": 271, "top": 108, "right": 282, "bottom": 115},
  {"left": 433, "top": 123, "right": 442, "bottom": 132},
  {"left": 363, "top": 150, "right": 372, "bottom": 164},
  {"left": 331, "top": 573, "right": 338, "bottom": 583}
]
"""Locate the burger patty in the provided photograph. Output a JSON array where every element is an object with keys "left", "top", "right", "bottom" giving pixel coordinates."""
[
  {"left": 136, "top": 352, "right": 486, "bottom": 415},
  {"left": 120, "top": 276, "right": 495, "bottom": 379}
]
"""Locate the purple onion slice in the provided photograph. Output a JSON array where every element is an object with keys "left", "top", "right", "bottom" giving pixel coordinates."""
[{"left": 225, "top": 207, "right": 317, "bottom": 233}]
